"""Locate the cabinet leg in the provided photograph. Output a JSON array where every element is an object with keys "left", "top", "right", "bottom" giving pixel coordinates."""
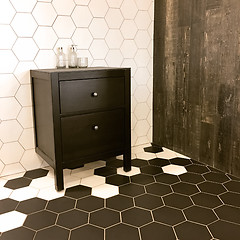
[
  {"left": 123, "top": 150, "right": 131, "bottom": 172},
  {"left": 54, "top": 168, "right": 64, "bottom": 191}
]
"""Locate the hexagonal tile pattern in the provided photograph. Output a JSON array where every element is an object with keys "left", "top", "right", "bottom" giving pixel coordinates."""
[
  {"left": 0, "top": 25, "right": 17, "bottom": 49},
  {"left": 162, "top": 164, "right": 187, "bottom": 175},
  {"left": 0, "top": 211, "right": 27, "bottom": 232},
  {"left": 134, "top": 11, "right": 151, "bottom": 29},
  {"left": 92, "top": 183, "right": 119, "bottom": 199},
  {"left": 11, "top": 13, "right": 37, "bottom": 37},
  {"left": 33, "top": 26, "right": 57, "bottom": 49},
  {"left": 52, "top": 0, "right": 75, "bottom": 15},
  {"left": 13, "top": 38, "right": 38, "bottom": 61},
  {"left": 89, "top": 0, "right": 108, "bottom": 17},
  {"left": 105, "top": 8, "right": 123, "bottom": 28},
  {"left": 89, "top": 18, "right": 108, "bottom": 38},
  {"left": 53, "top": 16, "right": 75, "bottom": 38},
  {"left": 71, "top": 6, "right": 92, "bottom": 27},
  {"left": 0, "top": 0, "right": 16, "bottom": 24},
  {"left": 0, "top": 142, "right": 24, "bottom": 164},
  {"left": 72, "top": 28, "right": 93, "bottom": 49},
  {"left": 0, "top": 50, "right": 18, "bottom": 74},
  {"left": 90, "top": 208, "right": 120, "bottom": 228},
  {"left": 32, "top": 2, "right": 57, "bottom": 26},
  {"left": 0, "top": 120, "right": 23, "bottom": 143},
  {"left": 105, "top": 29, "right": 123, "bottom": 49},
  {"left": 121, "top": 0, "right": 138, "bottom": 19},
  {"left": 105, "top": 49, "right": 123, "bottom": 67},
  {"left": 89, "top": 39, "right": 109, "bottom": 59},
  {"left": 0, "top": 98, "right": 21, "bottom": 121}
]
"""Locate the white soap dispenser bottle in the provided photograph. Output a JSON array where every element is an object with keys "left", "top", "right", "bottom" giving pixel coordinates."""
[{"left": 56, "top": 47, "right": 66, "bottom": 69}]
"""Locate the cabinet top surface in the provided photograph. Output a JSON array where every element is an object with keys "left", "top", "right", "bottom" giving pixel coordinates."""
[{"left": 31, "top": 67, "right": 129, "bottom": 74}]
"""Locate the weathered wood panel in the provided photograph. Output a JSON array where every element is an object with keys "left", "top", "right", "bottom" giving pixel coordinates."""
[{"left": 153, "top": 0, "right": 240, "bottom": 177}]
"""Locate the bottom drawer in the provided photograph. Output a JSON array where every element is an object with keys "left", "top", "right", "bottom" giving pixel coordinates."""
[{"left": 61, "top": 109, "right": 125, "bottom": 163}]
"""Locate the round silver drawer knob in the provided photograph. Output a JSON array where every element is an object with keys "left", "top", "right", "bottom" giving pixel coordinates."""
[
  {"left": 92, "top": 92, "right": 98, "bottom": 97},
  {"left": 93, "top": 125, "right": 99, "bottom": 131}
]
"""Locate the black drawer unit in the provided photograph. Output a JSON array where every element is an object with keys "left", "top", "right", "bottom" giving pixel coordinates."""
[{"left": 31, "top": 67, "right": 131, "bottom": 191}]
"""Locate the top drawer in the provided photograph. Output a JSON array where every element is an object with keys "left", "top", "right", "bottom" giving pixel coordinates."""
[{"left": 59, "top": 77, "right": 124, "bottom": 114}]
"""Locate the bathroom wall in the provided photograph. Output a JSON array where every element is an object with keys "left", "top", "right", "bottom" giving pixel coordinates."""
[
  {"left": 0, "top": 0, "right": 153, "bottom": 176},
  {"left": 153, "top": 0, "right": 240, "bottom": 177}
]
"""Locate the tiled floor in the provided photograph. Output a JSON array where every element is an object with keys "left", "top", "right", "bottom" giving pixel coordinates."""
[{"left": 1, "top": 146, "right": 240, "bottom": 240}]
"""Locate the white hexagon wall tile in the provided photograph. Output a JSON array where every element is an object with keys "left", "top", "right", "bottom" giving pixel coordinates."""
[
  {"left": 72, "top": 29, "right": 93, "bottom": 49},
  {"left": 33, "top": 27, "right": 57, "bottom": 49},
  {"left": 32, "top": 2, "right": 57, "bottom": 26},
  {"left": 11, "top": 13, "right": 37, "bottom": 37},
  {"left": 0, "top": 0, "right": 15, "bottom": 24},
  {"left": 0, "top": 74, "right": 19, "bottom": 98},
  {"left": 0, "top": 98, "right": 21, "bottom": 121},
  {"left": 10, "top": 0, "right": 37, "bottom": 12},
  {"left": 0, "top": 0, "right": 154, "bottom": 177},
  {"left": 52, "top": 0, "right": 75, "bottom": 15},
  {"left": 0, "top": 142, "right": 24, "bottom": 164},
  {"left": 0, "top": 25, "right": 17, "bottom": 49},
  {"left": 71, "top": 6, "right": 93, "bottom": 27}
]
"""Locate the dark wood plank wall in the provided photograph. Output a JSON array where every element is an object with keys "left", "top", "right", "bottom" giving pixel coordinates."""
[{"left": 153, "top": 0, "right": 240, "bottom": 176}]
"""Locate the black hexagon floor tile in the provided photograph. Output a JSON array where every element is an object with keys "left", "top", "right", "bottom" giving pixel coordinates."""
[
  {"left": 106, "top": 158, "right": 124, "bottom": 168},
  {"left": 0, "top": 198, "right": 18, "bottom": 214},
  {"left": 140, "top": 222, "right": 176, "bottom": 240},
  {"left": 145, "top": 182, "right": 172, "bottom": 196},
  {"left": 70, "top": 225, "right": 104, "bottom": 240},
  {"left": 122, "top": 207, "right": 153, "bottom": 227},
  {"left": 131, "top": 158, "right": 149, "bottom": 167},
  {"left": 172, "top": 182, "right": 199, "bottom": 196},
  {"left": 16, "top": 197, "right": 47, "bottom": 214},
  {"left": 23, "top": 210, "right": 57, "bottom": 230},
  {"left": 219, "top": 192, "right": 240, "bottom": 207},
  {"left": 46, "top": 196, "right": 75, "bottom": 213},
  {"left": 57, "top": 209, "right": 88, "bottom": 229},
  {"left": 23, "top": 168, "right": 49, "bottom": 179},
  {"left": 0, "top": 227, "right": 35, "bottom": 240},
  {"left": 90, "top": 208, "right": 120, "bottom": 228},
  {"left": 4, "top": 177, "right": 32, "bottom": 190},
  {"left": 209, "top": 220, "right": 240, "bottom": 240},
  {"left": 203, "top": 172, "right": 230, "bottom": 183},
  {"left": 106, "top": 174, "right": 130, "bottom": 186},
  {"left": 191, "top": 192, "right": 223, "bottom": 209},
  {"left": 130, "top": 173, "right": 155, "bottom": 185},
  {"left": 148, "top": 158, "right": 170, "bottom": 167},
  {"left": 175, "top": 221, "right": 212, "bottom": 240},
  {"left": 224, "top": 180, "right": 240, "bottom": 193},
  {"left": 169, "top": 157, "right": 192, "bottom": 166},
  {"left": 119, "top": 183, "right": 145, "bottom": 197},
  {"left": 183, "top": 205, "right": 218, "bottom": 225},
  {"left": 134, "top": 193, "right": 163, "bottom": 210},
  {"left": 214, "top": 205, "right": 240, "bottom": 225},
  {"left": 179, "top": 172, "right": 205, "bottom": 184},
  {"left": 94, "top": 166, "right": 117, "bottom": 177},
  {"left": 65, "top": 185, "right": 91, "bottom": 199},
  {"left": 154, "top": 173, "right": 180, "bottom": 184},
  {"left": 34, "top": 225, "right": 69, "bottom": 240},
  {"left": 153, "top": 206, "right": 185, "bottom": 226},
  {"left": 186, "top": 164, "right": 210, "bottom": 174},
  {"left": 106, "top": 194, "right": 134, "bottom": 211},
  {"left": 105, "top": 223, "right": 140, "bottom": 240},
  {"left": 163, "top": 193, "right": 193, "bottom": 209},
  {"left": 198, "top": 181, "right": 227, "bottom": 195},
  {"left": 140, "top": 165, "right": 163, "bottom": 175},
  {"left": 76, "top": 196, "right": 104, "bottom": 212}
]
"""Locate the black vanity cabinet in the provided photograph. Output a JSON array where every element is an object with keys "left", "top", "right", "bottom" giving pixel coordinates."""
[{"left": 31, "top": 67, "right": 131, "bottom": 191}]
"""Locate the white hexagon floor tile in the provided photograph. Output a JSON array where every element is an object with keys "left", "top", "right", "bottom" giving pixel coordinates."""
[
  {"left": 156, "top": 147, "right": 178, "bottom": 159},
  {"left": 37, "top": 186, "right": 65, "bottom": 200},
  {"left": 162, "top": 164, "right": 187, "bottom": 176},
  {"left": 81, "top": 175, "right": 105, "bottom": 188},
  {"left": 9, "top": 186, "right": 39, "bottom": 201},
  {"left": 92, "top": 183, "right": 119, "bottom": 199},
  {"left": 0, "top": 211, "right": 27, "bottom": 232},
  {"left": 117, "top": 166, "right": 140, "bottom": 176},
  {"left": 0, "top": 187, "right": 12, "bottom": 200}
]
